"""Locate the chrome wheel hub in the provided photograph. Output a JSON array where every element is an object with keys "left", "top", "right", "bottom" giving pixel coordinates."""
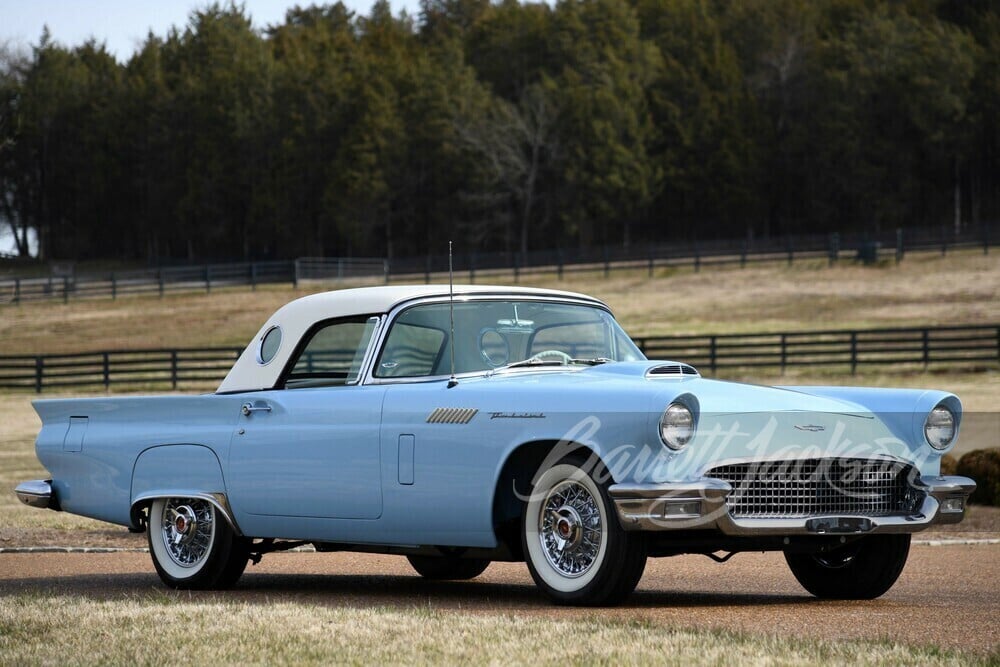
[
  {"left": 161, "top": 499, "right": 214, "bottom": 568},
  {"left": 539, "top": 481, "right": 603, "bottom": 577},
  {"left": 814, "top": 542, "right": 862, "bottom": 569}
]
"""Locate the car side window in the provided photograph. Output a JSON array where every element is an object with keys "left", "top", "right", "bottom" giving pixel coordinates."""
[
  {"left": 376, "top": 322, "right": 446, "bottom": 377},
  {"left": 283, "top": 316, "right": 379, "bottom": 389}
]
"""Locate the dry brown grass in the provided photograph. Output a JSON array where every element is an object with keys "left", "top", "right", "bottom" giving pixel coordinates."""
[
  {"left": 0, "top": 595, "right": 990, "bottom": 665},
  {"left": 541, "top": 250, "right": 1000, "bottom": 336},
  {"left": 0, "top": 248, "right": 996, "bottom": 353},
  {"left": 0, "top": 283, "right": 315, "bottom": 353}
]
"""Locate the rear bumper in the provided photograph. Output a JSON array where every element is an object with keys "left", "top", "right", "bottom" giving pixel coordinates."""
[
  {"left": 609, "top": 475, "right": 977, "bottom": 535},
  {"left": 14, "top": 479, "right": 58, "bottom": 510}
]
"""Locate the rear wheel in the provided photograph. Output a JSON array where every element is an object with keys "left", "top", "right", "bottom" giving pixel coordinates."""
[
  {"left": 784, "top": 534, "right": 911, "bottom": 599},
  {"left": 148, "top": 498, "right": 249, "bottom": 590},
  {"left": 407, "top": 555, "right": 490, "bottom": 580},
  {"left": 522, "top": 457, "right": 646, "bottom": 606}
]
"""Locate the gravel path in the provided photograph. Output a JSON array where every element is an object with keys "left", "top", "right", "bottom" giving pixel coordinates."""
[{"left": 1, "top": 545, "right": 997, "bottom": 653}]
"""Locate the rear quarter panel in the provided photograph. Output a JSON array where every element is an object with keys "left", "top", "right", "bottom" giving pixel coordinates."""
[{"left": 33, "top": 395, "right": 244, "bottom": 527}]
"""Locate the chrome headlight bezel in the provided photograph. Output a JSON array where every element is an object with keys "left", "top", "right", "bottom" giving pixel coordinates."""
[
  {"left": 660, "top": 402, "right": 695, "bottom": 450},
  {"left": 924, "top": 405, "right": 956, "bottom": 451}
]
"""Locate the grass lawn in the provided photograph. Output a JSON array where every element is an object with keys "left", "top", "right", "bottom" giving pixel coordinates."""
[
  {"left": 0, "top": 248, "right": 996, "bottom": 354},
  {"left": 0, "top": 595, "right": 993, "bottom": 666}
]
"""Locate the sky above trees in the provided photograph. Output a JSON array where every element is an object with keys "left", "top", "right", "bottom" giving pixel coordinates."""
[{"left": 0, "top": 0, "right": 415, "bottom": 62}]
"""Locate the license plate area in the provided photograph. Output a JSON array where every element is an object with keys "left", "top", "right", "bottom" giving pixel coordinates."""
[{"left": 805, "top": 516, "right": 874, "bottom": 534}]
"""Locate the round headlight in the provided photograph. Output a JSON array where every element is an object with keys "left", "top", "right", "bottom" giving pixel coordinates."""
[
  {"left": 660, "top": 403, "right": 695, "bottom": 450},
  {"left": 924, "top": 406, "right": 956, "bottom": 450}
]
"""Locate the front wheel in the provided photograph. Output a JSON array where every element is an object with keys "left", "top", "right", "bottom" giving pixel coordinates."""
[
  {"left": 522, "top": 457, "right": 646, "bottom": 606},
  {"left": 784, "top": 534, "right": 911, "bottom": 599},
  {"left": 148, "top": 498, "right": 249, "bottom": 590},
  {"left": 407, "top": 555, "right": 490, "bottom": 580}
]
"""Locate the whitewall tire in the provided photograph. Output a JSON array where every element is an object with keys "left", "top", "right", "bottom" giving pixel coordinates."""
[
  {"left": 522, "top": 457, "right": 646, "bottom": 605},
  {"left": 148, "top": 497, "right": 249, "bottom": 590}
]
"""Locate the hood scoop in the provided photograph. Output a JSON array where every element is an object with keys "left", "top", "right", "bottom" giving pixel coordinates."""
[{"left": 646, "top": 363, "right": 700, "bottom": 378}]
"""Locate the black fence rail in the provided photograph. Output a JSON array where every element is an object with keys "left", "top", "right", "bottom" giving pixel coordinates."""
[
  {"left": 294, "top": 257, "right": 388, "bottom": 281},
  {"left": 0, "top": 348, "right": 243, "bottom": 392},
  {"left": 1, "top": 324, "right": 996, "bottom": 393},
  {"left": 0, "top": 258, "right": 387, "bottom": 304},
  {"left": 390, "top": 223, "right": 996, "bottom": 281},
  {"left": 1, "top": 224, "right": 995, "bottom": 305},
  {"left": 635, "top": 324, "right": 1000, "bottom": 374}
]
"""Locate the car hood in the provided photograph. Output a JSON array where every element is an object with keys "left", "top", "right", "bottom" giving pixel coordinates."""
[
  {"left": 485, "top": 361, "right": 872, "bottom": 415},
  {"left": 480, "top": 361, "right": 954, "bottom": 460}
]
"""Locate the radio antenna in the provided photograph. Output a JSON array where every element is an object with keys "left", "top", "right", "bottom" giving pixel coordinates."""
[{"left": 447, "top": 241, "right": 458, "bottom": 388}]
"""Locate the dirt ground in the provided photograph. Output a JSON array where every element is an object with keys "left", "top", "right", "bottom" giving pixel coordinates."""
[
  {"left": 1, "top": 544, "right": 997, "bottom": 654},
  {"left": 4, "top": 503, "right": 998, "bottom": 550}
]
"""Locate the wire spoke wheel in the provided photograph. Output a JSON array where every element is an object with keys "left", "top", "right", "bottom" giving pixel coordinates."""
[
  {"left": 538, "top": 481, "right": 603, "bottom": 578},
  {"left": 147, "top": 497, "right": 248, "bottom": 590},
  {"left": 159, "top": 499, "right": 216, "bottom": 569},
  {"left": 523, "top": 457, "right": 646, "bottom": 605}
]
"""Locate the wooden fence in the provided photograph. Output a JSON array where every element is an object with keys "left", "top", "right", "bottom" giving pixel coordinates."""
[
  {"left": 634, "top": 324, "right": 1000, "bottom": 374},
  {"left": 388, "top": 224, "right": 996, "bottom": 282},
  {"left": 0, "top": 258, "right": 387, "bottom": 304},
  {"left": 0, "top": 348, "right": 243, "bottom": 392},
  {"left": 1, "top": 224, "right": 994, "bottom": 304},
  {"left": 1, "top": 324, "right": 996, "bottom": 393}
]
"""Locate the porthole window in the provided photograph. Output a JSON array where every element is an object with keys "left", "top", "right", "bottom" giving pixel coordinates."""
[{"left": 257, "top": 325, "right": 282, "bottom": 365}]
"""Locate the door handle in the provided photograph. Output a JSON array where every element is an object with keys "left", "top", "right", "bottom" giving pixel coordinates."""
[{"left": 241, "top": 402, "right": 272, "bottom": 416}]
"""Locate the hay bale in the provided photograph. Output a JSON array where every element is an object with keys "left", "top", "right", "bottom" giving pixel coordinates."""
[{"left": 956, "top": 448, "right": 1000, "bottom": 506}]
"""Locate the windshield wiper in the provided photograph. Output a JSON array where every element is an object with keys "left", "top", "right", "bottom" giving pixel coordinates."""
[
  {"left": 496, "top": 358, "right": 566, "bottom": 371},
  {"left": 494, "top": 357, "right": 613, "bottom": 373}
]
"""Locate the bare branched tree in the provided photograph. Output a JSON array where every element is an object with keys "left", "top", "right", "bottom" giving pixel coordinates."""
[{"left": 455, "top": 81, "right": 559, "bottom": 256}]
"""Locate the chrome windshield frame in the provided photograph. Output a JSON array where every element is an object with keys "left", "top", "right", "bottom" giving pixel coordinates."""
[{"left": 360, "top": 294, "right": 637, "bottom": 387}]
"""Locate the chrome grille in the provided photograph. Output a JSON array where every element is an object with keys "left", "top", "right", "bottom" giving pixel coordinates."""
[{"left": 705, "top": 458, "right": 921, "bottom": 519}]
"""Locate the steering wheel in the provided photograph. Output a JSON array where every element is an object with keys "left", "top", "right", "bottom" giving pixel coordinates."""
[{"left": 529, "top": 349, "right": 573, "bottom": 364}]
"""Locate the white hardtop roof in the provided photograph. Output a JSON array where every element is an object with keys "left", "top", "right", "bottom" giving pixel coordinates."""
[
  {"left": 217, "top": 284, "right": 608, "bottom": 393},
  {"left": 271, "top": 284, "right": 605, "bottom": 320}
]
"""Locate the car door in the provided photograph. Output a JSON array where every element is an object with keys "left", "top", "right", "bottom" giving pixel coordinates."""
[
  {"left": 227, "top": 316, "right": 385, "bottom": 521},
  {"left": 371, "top": 303, "right": 498, "bottom": 547}
]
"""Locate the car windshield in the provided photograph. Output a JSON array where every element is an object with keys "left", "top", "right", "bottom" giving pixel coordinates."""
[{"left": 374, "top": 300, "right": 645, "bottom": 378}]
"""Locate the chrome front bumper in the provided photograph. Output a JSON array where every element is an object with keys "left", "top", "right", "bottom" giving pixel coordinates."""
[
  {"left": 609, "top": 475, "right": 977, "bottom": 535},
  {"left": 14, "top": 479, "right": 56, "bottom": 510}
]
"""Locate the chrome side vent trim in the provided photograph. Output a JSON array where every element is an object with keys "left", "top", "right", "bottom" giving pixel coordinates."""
[
  {"left": 426, "top": 407, "right": 479, "bottom": 424},
  {"left": 646, "top": 364, "right": 699, "bottom": 378}
]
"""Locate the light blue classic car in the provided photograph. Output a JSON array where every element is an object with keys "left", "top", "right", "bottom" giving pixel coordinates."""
[{"left": 16, "top": 285, "right": 976, "bottom": 605}]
